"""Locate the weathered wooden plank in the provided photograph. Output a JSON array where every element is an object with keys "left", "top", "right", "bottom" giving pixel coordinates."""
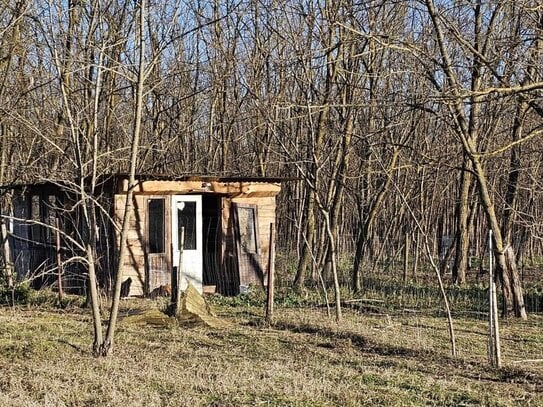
[{"left": 119, "top": 180, "right": 281, "bottom": 197}]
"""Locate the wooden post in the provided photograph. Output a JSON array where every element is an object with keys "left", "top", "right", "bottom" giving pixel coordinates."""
[
  {"left": 265, "top": 223, "right": 275, "bottom": 325},
  {"left": 1, "top": 217, "right": 13, "bottom": 288},
  {"left": 175, "top": 227, "right": 184, "bottom": 317},
  {"left": 55, "top": 217, "right": 63, "bottom": 303},
  {"left": 488, "top": 229, "right": 502, "bottom": 368}
]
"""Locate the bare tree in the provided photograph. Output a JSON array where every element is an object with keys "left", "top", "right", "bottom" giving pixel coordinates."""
[{"left": 420, "top": 0, "right": 543, "bottom": 318}]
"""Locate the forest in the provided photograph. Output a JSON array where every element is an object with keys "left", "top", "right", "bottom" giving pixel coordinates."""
[{"left": 0, "top": 0, "right": 543, "bottom": 376}]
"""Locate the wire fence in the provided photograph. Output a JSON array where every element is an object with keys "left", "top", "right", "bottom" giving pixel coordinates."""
[{"left": 273, "top": 251, "right": 543, "bottom": 318}]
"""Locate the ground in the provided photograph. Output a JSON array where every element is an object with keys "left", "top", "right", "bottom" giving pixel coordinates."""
[{"left": 0, "top": 299, "right": 542, "bottom": 406}]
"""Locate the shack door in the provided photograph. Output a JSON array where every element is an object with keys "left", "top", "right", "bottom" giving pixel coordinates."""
[
  {"left": 171, "top": 195, "right": 203, "bottom": 292},
  {"left": 233, "top": 203, "right": 263, "bottom": 287},
  {"left": 147, "top": 197, "right": 169, "bottom": 292}
]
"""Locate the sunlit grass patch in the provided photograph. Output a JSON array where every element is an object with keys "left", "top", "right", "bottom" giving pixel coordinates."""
[{"left": 0, "top": 299, "right": 542, "bottom": 406}]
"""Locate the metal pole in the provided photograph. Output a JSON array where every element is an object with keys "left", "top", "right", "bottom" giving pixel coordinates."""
[
  {"left": 488, "top": 229, "right": 502, "bottom": 368},
  {"left": 175, "top": 227, "right": 184, "bottom": 316},
  {"left": 489, "top": 229, "right": 495, "bottom": 365}
]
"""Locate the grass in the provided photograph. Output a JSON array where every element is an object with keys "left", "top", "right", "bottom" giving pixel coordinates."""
[{"left": 0, "top": 298, "right": 542, "bottom": 406}]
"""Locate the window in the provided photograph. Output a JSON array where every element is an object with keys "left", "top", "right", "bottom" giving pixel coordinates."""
[
  {"left": 30, "top": 195, "right": 42, "bottom": 243},
  {"left": 237, "top": 206, "right": 257, "bottom": 253},
  {"left": 148, "top": 199, "right": 165, "bottom": 254},
  {"left": 177, "top": 201, "right": 196, "bottom": 250},
  {"left": 45, "top": 195, "right": 57, "bottom": 244}
]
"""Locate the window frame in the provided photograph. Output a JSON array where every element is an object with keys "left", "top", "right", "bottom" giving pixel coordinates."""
[{"left": 147, "top": 198, "right": 166, "bottom": 254}]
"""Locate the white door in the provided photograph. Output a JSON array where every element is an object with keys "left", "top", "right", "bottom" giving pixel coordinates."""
[{"left": 171, "top": 195, "right": 203, "bottom": 293}]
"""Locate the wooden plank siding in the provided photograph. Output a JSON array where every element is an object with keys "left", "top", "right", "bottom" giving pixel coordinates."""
[
  {"left": 219, "top": 198, "right": 238, "bottom": 295},
  {"left": 230, "top": 196, "right": 277, "bottom": 288},
  {"left": 113, "top": 181, "right": 279, "bottom": 297},
  {"left": 114, "top": 194, "right": 147, "bottom": 296},
  {"left": 6, "top": 176, "right": 282, "bottom": 297}
]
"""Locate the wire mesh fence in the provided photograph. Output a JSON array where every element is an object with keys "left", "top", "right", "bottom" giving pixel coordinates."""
[{"left": 273, "top": 251, "right": 543, "bottom": 318}]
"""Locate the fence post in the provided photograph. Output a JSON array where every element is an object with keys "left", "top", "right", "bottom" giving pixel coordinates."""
[
  {"left": 175, "top": 227, "right": 184, "bottom": 316},
  {"left": 488, "top": 229, "right": 501, "bottom": 368},
  {"left": 55, "top": 217, "right": 63, "bottom": 303},
  {"left": 1, "top": 215, "right": 14, "bottom": 288},
  {"left": 266, "top": 223, "right": 275, "bottom": 325}
]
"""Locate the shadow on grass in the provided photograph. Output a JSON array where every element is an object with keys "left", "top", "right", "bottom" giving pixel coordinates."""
[
  {"left": 269, "top": 319, "right": 543, "bottom": 387},
  {"left": 272, "top": 320, "right": 428, "bottom": 358},
  {"left": 57, "top": 339, "right": 88, "bottom": 355}
]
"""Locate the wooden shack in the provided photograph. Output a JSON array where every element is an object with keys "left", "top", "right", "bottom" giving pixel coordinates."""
[{"left": 3, "top": 174, "right": 282, "bottom": 296}]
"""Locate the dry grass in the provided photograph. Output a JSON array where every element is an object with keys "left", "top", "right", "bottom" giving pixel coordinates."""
[{"left": 0, "top": 300, "right": 542, "bottom": 406}]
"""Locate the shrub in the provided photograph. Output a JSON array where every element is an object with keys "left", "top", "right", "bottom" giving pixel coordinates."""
[{"left": 0, "top": 282, "right": 34, "bottom": 305}]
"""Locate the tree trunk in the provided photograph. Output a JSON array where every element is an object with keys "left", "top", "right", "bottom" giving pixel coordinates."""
[
  {"left": 293, "top": 187, "right": 314, "bottom": 289},
  {"left": 100, "top": 0, "right": 147, "bottom": 356},
  {"left": 424, "top": 0, "right": 526, "bottom": 318},
  {"left": 452, "top": 157, "right": 472, "bottom": 284},
  {"left": 86, "top": 243, "right": 103, "bottom": 355},
  {"left": 322, "top": 210, "right": 341, "bottom": 322},
  {"left": 403, "top": 231, "right": 409, "bottom": 283},
  {"left": 352, "top": 149, "right": 399, "bottom": 291},
  {"left": 293, "top": 23, "right": 338, "bottom": 290},
  {"left": 471, "top": 154, "right": 527, "bottom": 319}
]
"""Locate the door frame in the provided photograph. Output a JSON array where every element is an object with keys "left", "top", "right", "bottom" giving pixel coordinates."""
[
  {"left": 233, "top": 202, "right": 263, "bottom": 288},
  {"left": 171, "top": 194, "right": 203, "bottom": 293},
  {"left": 145, "top": 195, "right": 170, "bottom": 294}
]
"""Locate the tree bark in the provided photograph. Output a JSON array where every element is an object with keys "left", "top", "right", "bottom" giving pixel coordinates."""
[
  {"left": 293, "top": 15, "right": 339, "bottom": 290},
  {"left": 293, "top": 186, "right": 314, "bottom": 289},
  {"left": 100, "top": 0, "right": 147, "bottom": 356},
  {"left": 352, "top": 149, "right": 399, "bottom": 291},
  {"left": 452, "top": 156, "right": 472, "bottom": 284},
  {"left": 471, "top": 154, "right": 527, "bottom": 319},
  {"left": 424, "top": 0, "right": 527, "bottom": 318}
]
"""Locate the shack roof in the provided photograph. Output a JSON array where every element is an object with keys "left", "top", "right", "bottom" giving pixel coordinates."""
[
  {"left": 1, "top": 173, "right": 294, "bottom": 191},
  {"left": 110, "top": 173, "right": 290, "bottom": 183}
]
